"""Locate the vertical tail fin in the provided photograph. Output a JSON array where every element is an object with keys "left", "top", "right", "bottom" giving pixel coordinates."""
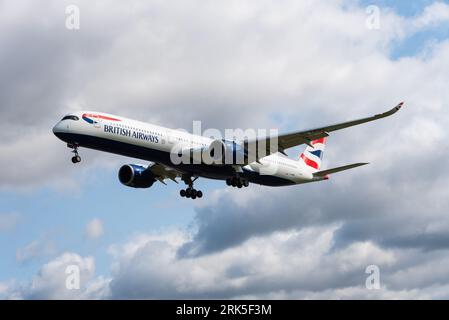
[{"left": 299, "top": 138, "right": 326, "bottom": 171}]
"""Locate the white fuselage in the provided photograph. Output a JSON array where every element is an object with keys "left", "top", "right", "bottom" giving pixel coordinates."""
[{"left": 53, "top": 111, "right": 317, "bottom": 186}]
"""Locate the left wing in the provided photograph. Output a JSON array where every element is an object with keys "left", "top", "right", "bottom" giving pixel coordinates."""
[{"left": 244, "top": 102, "right": 404, "bottom": 159}]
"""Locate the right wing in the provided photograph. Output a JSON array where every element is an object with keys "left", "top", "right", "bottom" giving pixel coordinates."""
[{"left": 244, "top": 102, "right": 404, "bottom": 159}]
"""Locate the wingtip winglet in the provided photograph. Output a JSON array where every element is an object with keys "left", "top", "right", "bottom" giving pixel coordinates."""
[
  {"left": 356, "top": 162, "right": 370, "bottom": 167},
  {"left": 379, "top": 102, "right": 405, "bottom": 118},
  {"left": 385, "top": 101, "right": 404, "bottom": 116}
]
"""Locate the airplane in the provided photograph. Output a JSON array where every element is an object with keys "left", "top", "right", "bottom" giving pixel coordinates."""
[{"left": 53, "top": 102, "right": 404, "bottom": 199}]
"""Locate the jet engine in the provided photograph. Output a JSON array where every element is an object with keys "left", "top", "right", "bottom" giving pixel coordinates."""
[{"left": 118, "top": 164, "right": 157, "bottom": 188}]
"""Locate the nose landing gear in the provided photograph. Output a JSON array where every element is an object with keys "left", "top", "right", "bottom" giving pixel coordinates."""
[
  {"left": 68, "top": 143, "right": 81, "bottom": 163},
  {"left": 71, "top": 155, "right": 81, "bottom": 163}
]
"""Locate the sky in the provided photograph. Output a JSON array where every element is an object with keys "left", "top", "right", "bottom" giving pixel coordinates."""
[{"left": 1, "top": 0, "right": 449, "bottom": 299}]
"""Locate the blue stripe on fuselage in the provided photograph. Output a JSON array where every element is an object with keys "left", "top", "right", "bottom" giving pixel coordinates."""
[{"left": 242, "top": 168, "right": 295, "bottom": 187}]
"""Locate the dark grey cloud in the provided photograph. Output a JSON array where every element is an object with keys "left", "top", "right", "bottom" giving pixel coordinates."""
[
  {"left": 2, "top": 0, "right": 441, "bottom": 189},
  {"left": 180, "top": 153, "right": 447, "bottom": 257},
  {"left": 104, "top": 229, "right": 449, "bottom": 299},
  {"left": 178, "top": 105, "right": 448, "bottom": 256},
  {"left": 0, "top": 1, "right": 116, "bottom": 131},
  {"left": 106, "top": 227, "right": 376, "bottom": 299}
]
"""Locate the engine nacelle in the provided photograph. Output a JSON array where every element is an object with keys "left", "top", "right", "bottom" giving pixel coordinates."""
[{"left": 118, "top": 164, "right": 157, "bottom": 188}]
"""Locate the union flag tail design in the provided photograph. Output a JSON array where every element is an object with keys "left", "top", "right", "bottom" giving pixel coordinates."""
[{"left": 299, "top": 138, "right": 326, "bottom": 171}]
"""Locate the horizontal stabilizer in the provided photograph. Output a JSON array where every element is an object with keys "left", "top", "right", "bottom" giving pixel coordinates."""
[{"left": 313, "top": 163, "right": 369, "bottom": 177}]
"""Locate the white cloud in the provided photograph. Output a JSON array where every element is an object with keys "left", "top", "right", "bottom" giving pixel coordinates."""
[
  {"left": 16, "top": 239, "right": 57, "bottom": 263},
  {"left": 0, "top": 282, "right": 9, "bottom": 295},
  {"left": 412, "top": 2, "right": 449, "bottom": 30},
  {"left": 104, "top": 227, "right": 427, "bottom": 298},
  {"left": 2, "top": 0, "right": 449, "bottom": 300},
  {"left": 1, "top": 0, "right": 449, "bottom": 191},
  {"left": 85, "top": 218, "right": 104, "bottom": 240},
  {"left": 7, "top": 225, "right": 449, "bottom": 299},
  {"left": 11, "top": 252, "right": 107, "bottom": 299},
  {"left": 104, "top": 228, "right": 449, "bottom": 299}
]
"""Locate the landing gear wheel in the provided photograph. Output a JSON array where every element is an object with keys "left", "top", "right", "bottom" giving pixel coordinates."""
[
  {"left": 180, "top": 187, "right": 203, "bottom": 199},
  {"left": 180, "top": 175, "right": 203, "bottom": 199},
  {"left": 228, "top": 176, "right": 249, "bottom": 188},
  {"left": 71, "top": 156, "right": 81, "bottom": 163},
  {"left": 69, "top": 143, "right": 81, "bottom": 164}
]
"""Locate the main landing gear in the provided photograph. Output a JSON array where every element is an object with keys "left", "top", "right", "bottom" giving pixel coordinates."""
[
  {"left": 180, "top": 175, "right": 203, "bottom": 200},
  {"left": 68, "top": 143, "right": 81, "bottom": 164},
  {"left": 180, "top": 188, "right": 203, "bottom": 199},
  {"left": 226, "top": 176, "right": 249, "bottom": 188}
]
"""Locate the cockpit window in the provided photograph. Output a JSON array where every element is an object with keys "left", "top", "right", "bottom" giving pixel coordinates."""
[{"left": 61, "top": 115, "right": 79, "bottom": 121}]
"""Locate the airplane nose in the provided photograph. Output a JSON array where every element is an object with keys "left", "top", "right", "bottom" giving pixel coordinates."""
[
  {"left": 52, "top": 122, "right": 62, "bottom": 135},
  {"left": 52, "top": 121, "right": 68, "bottom": 140}
]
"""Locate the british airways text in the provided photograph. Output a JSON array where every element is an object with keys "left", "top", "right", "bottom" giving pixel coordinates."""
[{"left": 104, "top": 125, "right": 159, "bottom": 143}]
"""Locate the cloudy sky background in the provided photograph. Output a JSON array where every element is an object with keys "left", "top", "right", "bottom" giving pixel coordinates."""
[{"left": 1, "top": 0, "right": 449, "bottom": 299}]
